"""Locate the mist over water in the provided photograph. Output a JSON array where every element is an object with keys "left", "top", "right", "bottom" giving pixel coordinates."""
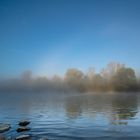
[
  {"left": 0, "top": 62, "right": 140, "bottom": 92},
  {"left": 0, "top": 63, "right": 140, "bottom": 139}
]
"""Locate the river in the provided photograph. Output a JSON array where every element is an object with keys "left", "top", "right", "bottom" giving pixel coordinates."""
[{"left": 0, "top": 92, "right": 140, "bottom": 140}]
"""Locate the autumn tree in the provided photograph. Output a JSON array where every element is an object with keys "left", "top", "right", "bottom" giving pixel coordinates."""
[
  {"left": 64, "top": 68, "right": 85, "bottom": 91},
  {"left": 111, "top": 67, "right": 137, "bottom": 91},
  {"left": 101, "top": 62, "right": 125, "bottom": 90}
]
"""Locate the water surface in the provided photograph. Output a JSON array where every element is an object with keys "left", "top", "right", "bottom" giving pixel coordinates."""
[{"left": 0, "top": 92, "right": 140, "bottom": 140}]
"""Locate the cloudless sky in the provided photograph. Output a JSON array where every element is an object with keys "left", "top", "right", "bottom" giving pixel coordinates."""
[{"left": 0, "top": 0, "right": 140, "bottom": 77}]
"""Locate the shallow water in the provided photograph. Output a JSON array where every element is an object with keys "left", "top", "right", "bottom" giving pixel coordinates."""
[{"left": 0, "top": 92, "right": 140, "bottom": 140}]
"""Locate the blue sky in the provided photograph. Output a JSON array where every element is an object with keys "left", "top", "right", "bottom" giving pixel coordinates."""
[{"left": 0, "top": 0, "right": 140, "bottom": 77}]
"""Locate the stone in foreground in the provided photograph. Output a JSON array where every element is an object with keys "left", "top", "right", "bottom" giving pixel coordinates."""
[
  {"left": 18, "top": 121, "right": 30, "bottom": 126},
  {"left": 0, "top": 124, "right": 11, "bottom": 133},
  {"left": 0, "top": 135, "right": 6, "bottom": 140},
  {"left": 15, "top": 135, "right": 31, "bottom": 140},
  {"left": 38, "top": 136, "right": 48, "bottom": 140},
  {"left": 16, "top": 127, "right": 31, "bottom": 133}
]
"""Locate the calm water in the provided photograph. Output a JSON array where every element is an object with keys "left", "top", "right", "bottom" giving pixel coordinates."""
[{"left": 0, "top": 92, "right": 140, "bottom": 140}]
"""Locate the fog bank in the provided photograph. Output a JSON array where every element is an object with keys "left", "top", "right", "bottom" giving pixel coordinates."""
[{"left": 0, "top": 62, "right": 140, "bottom": 92}]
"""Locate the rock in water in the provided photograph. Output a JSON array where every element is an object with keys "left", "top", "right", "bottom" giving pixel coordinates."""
[
  {"left": 0, "top": 124, "right": 11, "bottom": 133},
  {"left": 15, "top": 135, "right": 31, "bottom": 140},
  {"left": 38, "top": 136, "right": 48, "bottom": 140},
  {"left": 0, "top": 135, "right": 6, "bottom": 140},
  {"left": 18, "top": 121, "right": 30, "bottom": 126},
  {"left": 16, "top": 127, "right": 31, "bottom": 133}
]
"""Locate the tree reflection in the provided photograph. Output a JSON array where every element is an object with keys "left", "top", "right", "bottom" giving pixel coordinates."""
[
  {"left": 64, "top": 93, "right": 139, "bottom": 126},
  {"left": 65, "top": 96, "right": 82, "bottom": 119},
  {"left": 111, "top": 94, "right": 138, "bottom": 125}
]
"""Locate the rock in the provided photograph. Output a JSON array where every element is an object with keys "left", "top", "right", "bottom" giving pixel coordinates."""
[
  {"left": 16, "top": 127, "right": 31, "bottom": 133},
  {"left": 0, "top": 135, "right": 6, "bottom": 140},
  {"left": 0, "top": 135, "right": 13, "bottom": 140},
  {"left": 18, "top": 121, "right": 30, "bottom": 126},
  {"left": 38, "top": 136, "right": 48, "bottom": 140},
  {"left": 15, "top": 135, "right": 31, "bottom": 140},
  {"left": 0, "top": 124, "right": 11, "bottom": 133}
]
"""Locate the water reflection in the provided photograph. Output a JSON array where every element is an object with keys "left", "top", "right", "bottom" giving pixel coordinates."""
[
  {"left": 110, "top": 94, "right": 138, "bottom": 125},
  {"left": 64, "top": 93, "right": 139, "bottom": 125},
  {"left": 65, "top": 97, "right": 82, "bottom": 119},
  {"left": 0, "top": 92, "right": 140, "bottom": 139}
]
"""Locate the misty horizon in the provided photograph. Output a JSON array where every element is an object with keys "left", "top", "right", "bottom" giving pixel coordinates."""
[{"left": 0, "top": 62, "right": 139, "bottom": 92}]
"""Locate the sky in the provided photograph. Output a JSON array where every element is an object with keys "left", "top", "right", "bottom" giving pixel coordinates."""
[{"left": 0, "top": 0, "right": 140, "bottom": 77}]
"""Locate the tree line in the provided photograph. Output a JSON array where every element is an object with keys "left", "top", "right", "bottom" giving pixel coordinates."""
[{"left": 0, "top": 62, "right": 140, "bottom": 92}]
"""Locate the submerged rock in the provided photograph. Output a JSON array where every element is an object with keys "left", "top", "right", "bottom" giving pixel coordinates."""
[
  {"left": 15, "top": 135, "right": 31, "bottom": 140},
  {"left": 0, "top": 124, "right": 11, "bottom": 133},
  {"left": 18, "top": 121, "right": 30, "bottom": 126},
  {"left": 16, "top": 127, "right": 31, "bottom": 133}
]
